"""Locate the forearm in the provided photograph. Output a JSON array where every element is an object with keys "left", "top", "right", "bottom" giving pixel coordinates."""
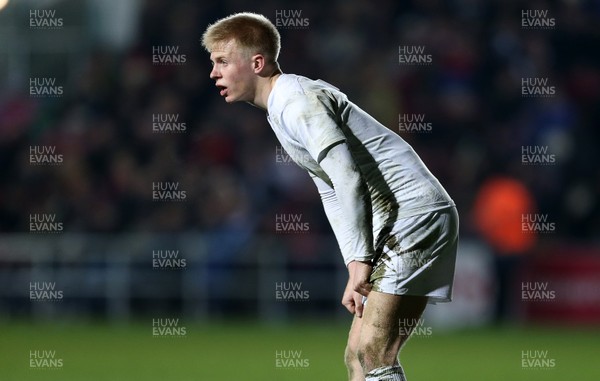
[
  {"left": 312, "top": 174, "right": 356, "bottom": 265},
  {"left": 319, "top": 143, "right": 375, "bottom": 263}
]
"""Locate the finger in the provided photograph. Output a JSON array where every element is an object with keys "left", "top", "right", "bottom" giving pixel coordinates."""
[
  {"left": 342, "top": 298, "right": 356, "bottom": 314},
  {"left": 354, "top": 295, "right": 364, "bottom": 318}
]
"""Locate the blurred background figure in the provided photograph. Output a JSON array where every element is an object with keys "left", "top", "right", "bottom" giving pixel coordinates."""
[{"left": 472, "top": 176, "right": 536, "bottom": 323}]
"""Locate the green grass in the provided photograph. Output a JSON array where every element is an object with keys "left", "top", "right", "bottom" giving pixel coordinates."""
[{"left": 1, "top": 320, "right": 598, "bottom": 380}]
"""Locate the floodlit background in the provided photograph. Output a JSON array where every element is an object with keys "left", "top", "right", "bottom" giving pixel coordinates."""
[{"left": 0, "top": 0, "right": 599, "bottom": 380}]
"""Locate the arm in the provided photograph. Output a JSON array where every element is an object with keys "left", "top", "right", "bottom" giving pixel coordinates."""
[
  {"left": 311, "top": 174, "right": 355, "bottom": 265},
  {"left": 318, "top": 142, "right": 375, "bottom": 263},
  {"left": 280, "top": 95, "right": 374, "bottom": 296},
  {"left": 318, "top": 142, "right": 375, "bottom": 297},
  {"left": 311, "top": 172, "right": 371, "bottom": 315}
]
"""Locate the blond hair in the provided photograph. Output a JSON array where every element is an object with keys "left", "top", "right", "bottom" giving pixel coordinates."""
[{"left": 202, "top": 12, "right": 281, "bottom": 63}]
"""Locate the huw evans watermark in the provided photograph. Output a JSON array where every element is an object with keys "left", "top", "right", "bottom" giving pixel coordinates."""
[
  {"left": 275, "top": 282, "right": 309, "bottom": 302},
  {"left": 398, "top": 114, "right": 432, "bottom": 133},
  {"left": 399, "top": 318, "right": 433, "bottom": 338},
  {"left": 29, "top": 77, "right": 63, "bottom": 97},
  {"left": 395, "top": 249, "right": 432, "bottom": 272},
  {"left": 152, "top": 318, "right": 187, "bottom": 338},
  {"left": 521, "top": 282, "right": 556, "bottom": 302},
  {"left": 521, "top": 77, "right": 555, "bottom": 97},
  {"left": 152, "top": 114, "right": 186, "bottom": 133},
  {"left": 29, "top": 9, "right": 63, "bottom": 29},
  {"left": 275, "top": 145, "right": 293, "bottom": 165},
  {"left": 275, "top": 145, "right": 311, "bottom": 166},
  {"left": 30, "top": 146, "right": 63, "bottom": 165},
  {"left": 521, "top": 350, "right": 556, "bottom": 370},
  {"left": 152, "top": 250, "right": 187, "bottom": 270},
  {"left": 29, "top": 214, "right": 63, "bottom": 233},
  {"left": 30, "top": 282, "right": 63, "bottom": 302},
  {"left": 275, "top": 350, "right": 310, "bottom": 369},
  {"left": 275, "top": 214, "right": 309, "bottom": 234},
  {"left": 152, "top": 46, "right": 186, "bottom": 65},
  {"left": 29, "top": 350, "right": 63, "bottom": 369},
  {"left": 521, "top": 214, "right": 556, "bottom": 234},
  {"left": 521, "top": 145, "right": 556, "bottom": 165},
  {"left": 152, "top": 182, "right": 186, "bottom": 201},
  {"left": 275, "top": 10, "right": 309, "bottom": 29},
  {"left": 398, "top": 46, "right": 432, "bottom": 65},
  {"left": 521, "top": 10, "right": 555, "bottom": 30}
]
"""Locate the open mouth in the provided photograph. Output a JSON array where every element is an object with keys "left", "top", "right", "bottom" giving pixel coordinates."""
[{"left": 216, "top": 85, "right": 228, "bottom": 97}]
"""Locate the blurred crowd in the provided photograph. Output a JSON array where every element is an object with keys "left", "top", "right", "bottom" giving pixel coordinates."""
[{"left": 1, "top": 0, "right": 599, "bottom": 249}]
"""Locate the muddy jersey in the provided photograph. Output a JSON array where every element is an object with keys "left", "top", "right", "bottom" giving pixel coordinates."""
[{"left": 266, "top": 74, "right": 455, "bottom": 259}]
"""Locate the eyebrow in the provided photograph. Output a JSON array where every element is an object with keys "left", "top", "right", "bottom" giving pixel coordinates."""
[{"left": 210, "top": 51, "right": 229, "bottom": 61}]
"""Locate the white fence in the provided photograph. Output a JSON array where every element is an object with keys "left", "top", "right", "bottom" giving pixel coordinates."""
[
  {"left": 0, "top": 234, "right": 494, "bottom": 327},
  {"left": 0, "top": 233, "right": 348, "bottom": 321}
]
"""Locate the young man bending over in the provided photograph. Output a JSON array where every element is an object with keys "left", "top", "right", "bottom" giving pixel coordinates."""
[{"left": 202, "top": 13, "right": 459, "bottom": 381}]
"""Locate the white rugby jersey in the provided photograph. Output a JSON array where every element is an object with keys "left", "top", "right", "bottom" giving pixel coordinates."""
[{"left": 266, "top": 74, "right": 454, "bottom": 264}]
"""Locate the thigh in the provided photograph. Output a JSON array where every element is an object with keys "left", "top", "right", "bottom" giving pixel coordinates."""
[
  {"left": 348, "top": 313, "right": 364, "bottom": 350},
  {"left": 361, "top": 291, "right": 428, "bottom": 353}
]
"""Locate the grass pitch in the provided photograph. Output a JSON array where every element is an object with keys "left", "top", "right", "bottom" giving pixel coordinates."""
[{"left": 1, "top": 320, "right": 598, "bottom": 381}]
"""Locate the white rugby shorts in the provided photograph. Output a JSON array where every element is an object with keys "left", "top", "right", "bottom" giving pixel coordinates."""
[{"left": 369, "top": 206, "right": 459, "bottom": 304}]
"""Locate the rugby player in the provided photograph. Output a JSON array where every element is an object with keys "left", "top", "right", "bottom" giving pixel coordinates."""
[{"left": 202, "top": 12, "right": 459, "bottom": 381}]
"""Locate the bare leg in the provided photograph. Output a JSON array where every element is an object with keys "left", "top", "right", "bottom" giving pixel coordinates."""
[
  {"left": 357, "top": 291, "right": 428, "bottom": 378},
  {"left": 345, "top": 315, "right": 365, "bottom": 381}
]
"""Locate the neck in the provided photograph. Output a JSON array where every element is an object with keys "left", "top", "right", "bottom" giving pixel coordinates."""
[{"left": 251, "top": 68, "right": 282, "bottom": 110}]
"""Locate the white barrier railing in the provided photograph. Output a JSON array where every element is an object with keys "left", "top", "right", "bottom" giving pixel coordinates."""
[{"left": 0, "top": 233, "right": 347, "bottom": 321}]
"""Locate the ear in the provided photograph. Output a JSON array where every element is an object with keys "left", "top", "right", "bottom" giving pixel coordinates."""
[{"left": 251, "top": 54, "right": 266, "bottom": 74}]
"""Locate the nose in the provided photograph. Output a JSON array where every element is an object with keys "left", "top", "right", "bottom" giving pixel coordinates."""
[{"left": 210, "top": 65, "right": 220, "bottom": 80}]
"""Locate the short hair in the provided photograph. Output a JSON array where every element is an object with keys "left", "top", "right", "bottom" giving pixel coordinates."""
[{"left": 202, "top": 12, "right": 281, "bottom": 63}]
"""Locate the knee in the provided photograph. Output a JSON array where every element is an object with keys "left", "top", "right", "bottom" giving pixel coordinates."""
[
  {"left": 356, "top": 337, "right": 395, "bottom": 372},
  {"left": 356, "top": 340, "right": 378, "bottom": 371}
]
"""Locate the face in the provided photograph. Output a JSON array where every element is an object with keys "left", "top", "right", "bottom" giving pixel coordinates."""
[{"left": 209, "top": 40, "right": 256, "bottom": 103}]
